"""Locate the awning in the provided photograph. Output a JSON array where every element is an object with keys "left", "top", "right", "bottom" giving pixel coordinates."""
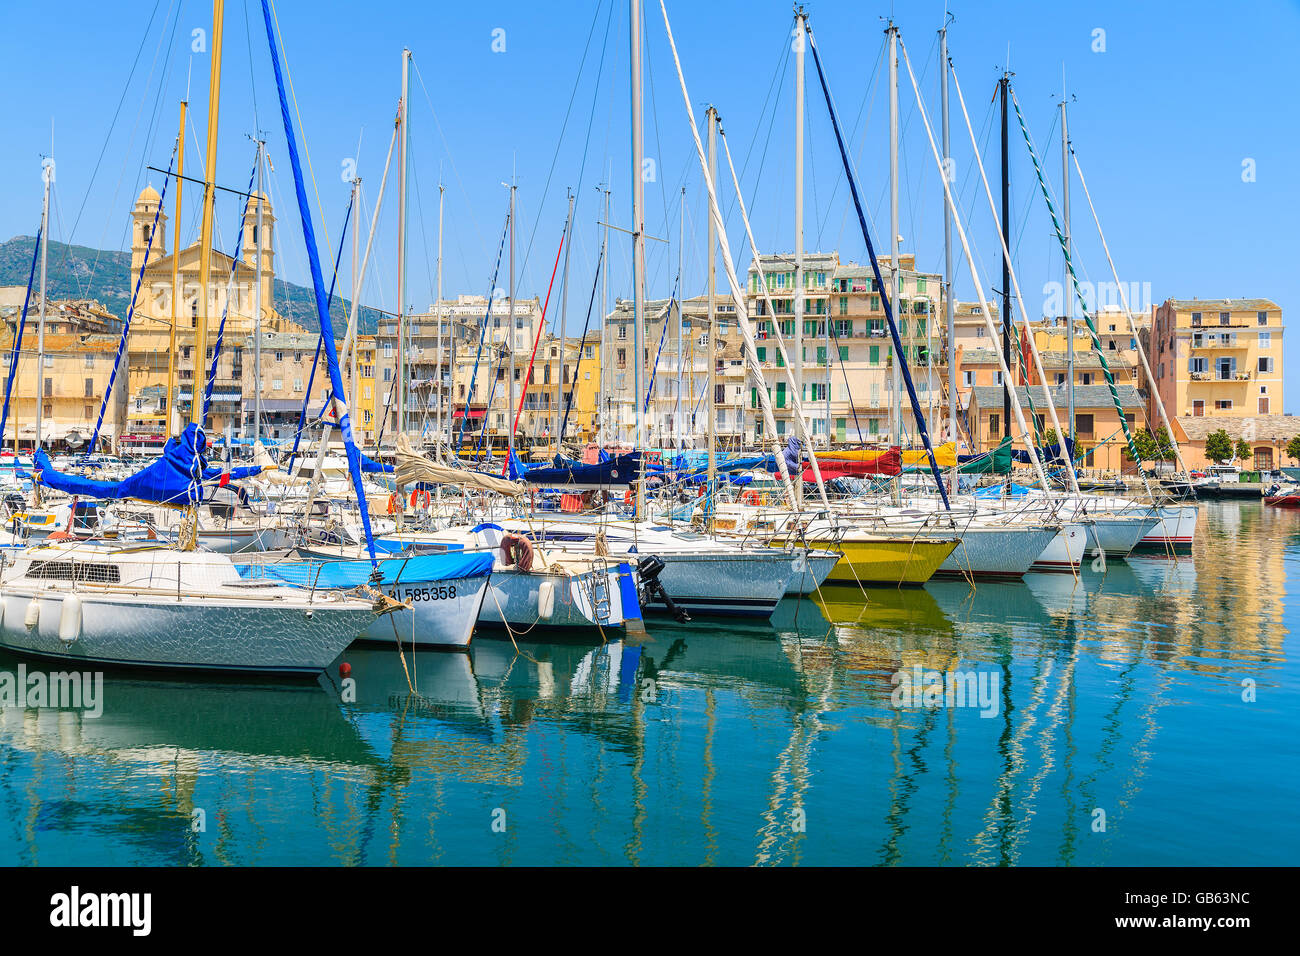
[{"left": 453, "top": 408, "right": 486, "bottom": 419}]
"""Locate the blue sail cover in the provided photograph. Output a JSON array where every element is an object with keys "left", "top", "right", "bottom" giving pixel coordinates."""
[
  {"left": 520, "top": 452, "right": 641, "bottom": 488},
  {"left": 360, "top": 453, "right": 393, "bottom": 474},
  {"left": 35, "top": 423, "right": 262, "bottom": 504},
  {"left": 238, "top": 550, "right": 493, "bottom": 589}
]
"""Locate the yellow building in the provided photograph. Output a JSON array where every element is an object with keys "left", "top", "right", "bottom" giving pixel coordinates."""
[
  {"left": 1149, "top": 297, "right": 1283, "bottom": 420},
  {"left": 124, "top": 184, "right": 307, "bottom": 448},
  {"left": 0, "top": 328, "right": 125, "bottom": 451}
]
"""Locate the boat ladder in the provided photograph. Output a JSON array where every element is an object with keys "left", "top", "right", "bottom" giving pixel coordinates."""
[{"left": 589, "top": 564, "right": 613, "bottom": 624}]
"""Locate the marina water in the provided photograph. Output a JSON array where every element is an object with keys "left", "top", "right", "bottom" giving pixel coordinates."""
[{"left": 1, "top": 500, "right": 1294, "bottom": 866}]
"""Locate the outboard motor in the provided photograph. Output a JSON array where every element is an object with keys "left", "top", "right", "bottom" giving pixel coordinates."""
[{"left": 636, "top": 554, "right": 690, "bottom": 624}]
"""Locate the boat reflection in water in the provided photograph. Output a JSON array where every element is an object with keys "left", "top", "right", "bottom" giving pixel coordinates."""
[{"left": 0, "top": 505, "right": 1291, "bottom": 865}]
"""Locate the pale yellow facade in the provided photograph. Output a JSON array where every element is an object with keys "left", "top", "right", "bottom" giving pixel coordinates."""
[{"left": 1149, "top": 297, "right": 1284, "bottom": 420}]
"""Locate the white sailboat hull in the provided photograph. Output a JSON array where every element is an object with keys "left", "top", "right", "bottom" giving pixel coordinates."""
[
  {"left": 478, "top": 565, "right": 629, "bottom": 631},
  {"left": 1135, "top": 504, "right": 1197, "bottom": 551},
  {"left": 0, "top": 585, "right": 373, "bottom": 674},
  {"left": 934, "top": 525, "right": 1061, "bottom": 580},
  {"left": 784, "top": 551, "right": 841, "bottom": 596},
  {"left": 359, "top": 574, "right": 491, "bottom": 649},
  {"left": 1030, "top": 523, "right": 1089, "bottom": 573}
]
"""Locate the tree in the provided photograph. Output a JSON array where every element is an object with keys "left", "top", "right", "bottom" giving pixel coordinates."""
[
  {"left": 1125, "top": 427, "right": 1157, "bottom": 462},
  {"left": 1235, "top": 438, "right": 1253, "bottom": 463},
  {"left": 1153, "top": 425, "right": 1175, "bottom": 462},
  {"left": 1042, "top": 427, "right": 1059, "bottom": 447},
  {"left": 1204, "top": 429, "right": 1232, "bottom": 464},
  {"left": 1286, "top": 434, "right": 1300, "bottom": 463}
]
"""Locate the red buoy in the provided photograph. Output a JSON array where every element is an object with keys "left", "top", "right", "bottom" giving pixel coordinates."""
[{"left": 339, "top": 662, "right": 351, "bottom": 677}]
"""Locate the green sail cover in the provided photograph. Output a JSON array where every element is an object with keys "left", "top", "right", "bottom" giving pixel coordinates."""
[{"left": 958, "top": 436, "right": 1013, "bottom": 474}]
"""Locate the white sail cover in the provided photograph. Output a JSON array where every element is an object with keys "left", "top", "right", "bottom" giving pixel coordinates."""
[{"left": 394, "top": 434, "right": 524, "bottom": 497}]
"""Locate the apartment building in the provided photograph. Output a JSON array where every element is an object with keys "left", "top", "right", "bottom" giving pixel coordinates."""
[{"left": 1149, "top": 297, "right": 1283, "bottom": 420}]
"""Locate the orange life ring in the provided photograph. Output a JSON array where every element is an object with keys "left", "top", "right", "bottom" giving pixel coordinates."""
[
  {"left": 741, "top": 489, "right": 760, "bottom": 505},
  {"left": 500, "top": 533, "right": 535, "bottom": 572},
  {"left": 386, "top": 492, "right": 401, "bottom": 515},
  {"left": 409, "top": 488, "right": 432, "bottom": 510}
]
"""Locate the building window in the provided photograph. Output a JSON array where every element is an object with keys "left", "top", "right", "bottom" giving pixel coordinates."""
[
  {"left": 963, "top": 370, "right": 974, "bottom": 388},
  {"left": 1259, "top": 357, "right": 1273, "bottom": 373},
  {"left": 1258, "top": 311, "right": 1268, "bottom": 325},
  {"left": 989, "top": 414, "right": 999, "bottom": 435},
  {"left": 1081, "top": 373, "right": 1093, "bottom": 385},
  {"left": 1259, "top": 397, "right": 1270, "bottom": 414},
  {"left": 1215, "top": 399, "right": 1233, "bottom": 411},
  {"left": 1219, "top": 312, "right": 1230, "bottom": 325},
  {"left": 1259, "top": 331, "right": 1271, "bottom": 349},
  {"left": 274, "top": 351, "right": 284, "bottom": 362},
  {"left": 1191, "top": 311, "right": 1201, "bottom": 325},
  {"left": 1192, "top": 400, "right": 1204, "bottom": 416}
]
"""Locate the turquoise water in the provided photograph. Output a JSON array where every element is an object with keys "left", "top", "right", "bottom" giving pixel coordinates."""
[{"left": 1, "top": 501, "right": 1295, "bottom": 866}]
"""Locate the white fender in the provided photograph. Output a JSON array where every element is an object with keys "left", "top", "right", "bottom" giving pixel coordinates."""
[
  {"left": 24, "top": 597, "right": 40, "bottom": 630},
  {"left": 58, "top": 593, "right": 82, "bottom": 644},
  {"left": 537, "top": 580, "right": 556, "bottom": 620}
]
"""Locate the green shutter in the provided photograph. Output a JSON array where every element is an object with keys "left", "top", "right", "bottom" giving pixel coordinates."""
[
  {"left": 839, "top": 345, "right": 849, "bottom": 362},
  {"left": 869, "top": 345, "right": 879, "bottom": 365},
  {"left": 776, "top": 381, "right": 786, "bottom": 408},
  {"left": 756, "top": 346, "right": 766, "bottom": 363}
]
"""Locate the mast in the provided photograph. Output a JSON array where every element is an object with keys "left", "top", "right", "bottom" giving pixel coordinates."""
[
  {"left": 194, "top": 0, "right": 225, "bottom": 432},
  {"left": 793, "top": 5, "right": 805, "bottom": 502},
  {"left": 348, "top": 171, "right": 360, "bottom": 445},
  {"left": 35, "top": 159, "right": 51, "bottom": 461},
  {"left": 1000, "top": 69, "right": 1011, "bottom": 439},
  {"left": 253, "top": 136, "right": 265, "bottom": 446},
  {"left": 168, "top": 100, "right": 186, "bottom": 439},
  {"left": 396, "top": 47, "right": 410, "bottom": 442},
  {"left": 630, "top": 0, "right": 646, "bottom": 516},
  {"left": 556, "top": 188, "right": 573, "bottom": 449},
  {"left": 705, "top": 106, "right": 718, "bottom": 526},
  {"left": 940, "top": 24, "right": 956, "bottom": 486},
  {"left": 507, "top": 181, "right": 516, "bottom": 461},
  {"left": 601, "top": 182, "right": 611, "bottom": 445},
  {"left": 887, "top": 21, "right": 901, "bottom": 452},
  {"left": 436, "top": 179, "right": 445, "bottom": 449},
  {"left": 675, "top": 185, "right": 684, "bottom": 454},
  {"left": 1061, "top": 93, "right": 1074, "bottom": 446}
]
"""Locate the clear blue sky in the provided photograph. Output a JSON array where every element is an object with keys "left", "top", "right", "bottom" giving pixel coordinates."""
[{"left": 3, "top": 0, "right": 1298, "bottom": 410}]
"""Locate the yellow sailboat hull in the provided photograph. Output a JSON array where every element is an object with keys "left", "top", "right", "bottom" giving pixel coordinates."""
[{"left": 775, "top": 535, "right": 958, "bottom": 586}]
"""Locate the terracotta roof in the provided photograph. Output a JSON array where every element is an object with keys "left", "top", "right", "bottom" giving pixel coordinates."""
[
  {"left": 1175, "top": 415, "right": 1300, "bottom": 442},
  {"left": 1164, "top": 298, "right": 1280, "bottom": 313},
  {"left": 969, "top": 383, "right": 1145, "bottom": 410}
]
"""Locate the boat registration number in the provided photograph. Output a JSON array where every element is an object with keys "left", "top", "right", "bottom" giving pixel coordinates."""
[{"left": 395, "top": 584, "right": 458, "bottom": 603}]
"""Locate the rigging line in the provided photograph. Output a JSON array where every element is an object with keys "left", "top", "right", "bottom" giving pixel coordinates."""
[
  {"left": 819, "top": 38, "right": 884, "bottom": 247},
  {"left": 85, "top": 0, "right": 181, "bottom": 302},
  {"left": 409, "top": 58, "right": 488, "bottom": 267},
  {"left": 642, "top": 18, "right": 676, "bottom": 293},
  {"left": 720, "top": 25, "right": 791, "bottom": 236},
  {"left": 1012, "top": 110, "right": 1057, "bottom": 261},
  {"left": 513, "top": 0, "right": 610, "bottom": 281},
  {"left": 243, "top": 0, "right": 260, "bottom": 132},
  {"left": 269, "top": 0, "right": 333, "bottom": 254},
  {"left": 719, "top": 67, "right": 785, "bottom": 277},
  {"left": 539, "top": 0, "right": 615, "bottom": 324},
  {"left": 411, "top": 154, "right": 436, "bottom": 306},
  {"left": 60, "top": 0, "right": 164, "bottom": 268}
]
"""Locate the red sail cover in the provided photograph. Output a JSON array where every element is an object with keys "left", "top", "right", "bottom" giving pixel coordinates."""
[{"left": 804, "top": 446, "right": 901, "bottom": 480}]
